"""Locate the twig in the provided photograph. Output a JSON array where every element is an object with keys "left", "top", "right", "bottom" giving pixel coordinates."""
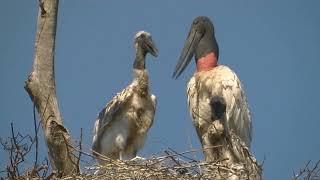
[
  {"left": 42, "top": 158, "right": 49, "bottom": 178},
  {"left": 164, "top": 150, "right": 182, "bottom": 166},
  {"left": 10, "top": 123, "right": 20, "bottom": 176},
  {"left": 167, "top": 147, "right": 198, "bottom": 163},
  {"left": 1, "top": 121, "right": 50, "bottom": 179},
  {"left": 156, "top": 145, "right": 222, "bottom": 160},
  {"left": 33, "top": 104, "right": 39, "bottom": 170},
  {"left": 292, "top": 160, "right": 320, "bottom": 180},
  {"left": 76, "top": 128, "right": 83, "bottom": 173},
  {"left": 186, "top": 129, "right": 198, "bottom": 162}
]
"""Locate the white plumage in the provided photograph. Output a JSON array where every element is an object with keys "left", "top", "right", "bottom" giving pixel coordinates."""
[{"left": 187, "top": 65, "right": 251, "bottom": 148}]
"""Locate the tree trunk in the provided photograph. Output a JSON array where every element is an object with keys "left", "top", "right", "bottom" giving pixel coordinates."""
[{"left": 24, "top": 0, "right": 78, "bottom": 176}]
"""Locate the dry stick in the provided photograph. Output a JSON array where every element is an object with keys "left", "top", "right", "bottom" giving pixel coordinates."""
[
  {"left": 8, "top": 139, "right": 15, "bottom": 179},
  {"left": 68, "top": 144, "right": 113, "bottom": 165},
  {"left": 166, "top": 147, "right": 200, "bottom": 174},
  {"left": 8, "top": 138, "right": 14, "bottom": 174},
  {"left": 164, "top": 150, "right": 182, "bottom": 167},
  {"left": 310, "top": 160, "right": 320, "bottom": 175},
  {"left": 156, "top": 145, "right": 222, "bottom": 160},
  {"left": 185, "top": 130, "right": 203, "bottom": 175},
  {"left": 10, "top": 123, "right": 20, "bottom": 176},
  {"left": 42, "top": 158, "right": 49, "bottom": 178},
  {"left": 16, "top": 133, "right": 31, "bottom": 144},
  {"left": 147, "top": 148, "right": 223, "bottom": 175},
  {"left": 163, "top": 150, "right": 191, "bottom": 176},
  {"left": 1, "top": 122, "right": 49, "bottom": 179},
  {"left": 304, "top": 160, "right": 320, "bottom": 179},
  {"left": 314, "top": 166, "right": 320, "bottom": 179},
  {"left": 27, "top": 96, "right": 48, "bottom": 177},
  {"left": 6, "top": 166, "right": 15, "bottom": 179},
  {"left": 12, "top": 127, "right": 35, "bottom": 177},
  {"left": 33, "top": 104, "right": 39, "bottom": 172},
  {"left": 186, "top": 129, "right": 198, "bottom": 162},
  {"left": 294, "top": 160, "right": 311, "bottom": 179},
  {"left": 167, "top": 147, "right": 198, "bottom": 163},
  {"left": 76, "top": 128, "right": 83, "bottom": 173}
]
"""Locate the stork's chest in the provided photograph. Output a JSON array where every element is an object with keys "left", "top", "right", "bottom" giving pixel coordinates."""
[
  {"left": 187, "top": 66, "right": 242, "bottom": 123},
  {"left": 129, "top": 93, "right": 155, "bottom": 119},
  {"left": 191, "top": 66, "right": 240, "bottom": 94},
  {"left": 130, "top": 93, "right": 149, "bottom": 109},
  {"left": 124, "top": 93, "right": 154, "bottom": 131}
]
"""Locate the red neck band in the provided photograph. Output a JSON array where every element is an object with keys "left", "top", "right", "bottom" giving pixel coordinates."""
[{"left": 196, "top": 52, "right": 218, "bottom": 72}]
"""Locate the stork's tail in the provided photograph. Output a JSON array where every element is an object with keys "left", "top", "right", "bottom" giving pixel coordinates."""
[{"left": 210, "top": 96, "right": 226, "bottom": 119}]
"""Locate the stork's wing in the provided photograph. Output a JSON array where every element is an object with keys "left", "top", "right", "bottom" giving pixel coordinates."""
[
  {"left": 146, "top": 94, "right": 157, "bottom": 130},
  {"left": 187, "top": 77, "right": 203, "bottom": 141},
  {"left": 187, "top": 65, "right": 252, "bottom": 147},
  {"left": 92, "top": 85, "right": 134, "bottom": 152},
  {"left": 219, "top": 67, "right": 252, "bottom": 147}
]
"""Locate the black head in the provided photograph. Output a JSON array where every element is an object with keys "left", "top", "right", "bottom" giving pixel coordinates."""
[
  {"left": 173, "top": 16, "right": 219, "bottom": 79},
  {"left": 134, "top": 31, "right": 158, "bottom": 57}
]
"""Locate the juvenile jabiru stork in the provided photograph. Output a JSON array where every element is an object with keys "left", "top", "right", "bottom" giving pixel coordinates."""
[
  {"left": 173, "top": 16, "right": 252, "bottom": 157},
  {"left": 92, "top": 31, "right": 158, "bottom": 163}
]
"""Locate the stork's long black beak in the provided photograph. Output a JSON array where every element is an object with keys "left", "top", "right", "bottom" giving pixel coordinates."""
[
  {"left": 173, "top": 28, "right": 203, "bottom": 79},
  {"left": 143, "top": 37, "right": 158, "bottom": 57}
]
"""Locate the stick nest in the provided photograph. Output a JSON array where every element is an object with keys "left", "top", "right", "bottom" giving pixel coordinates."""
[{"left": 62, "top": 150, "right": 262, "bottom": 180}]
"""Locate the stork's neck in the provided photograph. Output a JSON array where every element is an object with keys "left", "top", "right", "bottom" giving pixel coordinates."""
[
  {"left": 196, "top": 52, "right": 218, "bottom": 72},
  {"left": 133, "top": 46, "right": 147, "bottom": 70},
  {"left": 133, "top": 69, "right": 149, "bottom": 96}
]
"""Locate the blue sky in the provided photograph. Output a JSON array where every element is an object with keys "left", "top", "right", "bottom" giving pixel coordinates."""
[{"left": 1, "top": 1, "right": 320, "bottom": 179}]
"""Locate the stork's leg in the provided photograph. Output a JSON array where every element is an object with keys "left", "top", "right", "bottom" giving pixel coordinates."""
[
  {"left": 202, "top": 120, "right": 225, "bottom": 161},
  {"left": 202, "top": 133, "right": 217, "bottom": 161}
]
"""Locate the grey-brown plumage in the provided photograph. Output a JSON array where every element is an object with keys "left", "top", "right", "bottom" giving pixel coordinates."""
[{"left": 92, "top": 31, "right": 157, "bottom": 163}]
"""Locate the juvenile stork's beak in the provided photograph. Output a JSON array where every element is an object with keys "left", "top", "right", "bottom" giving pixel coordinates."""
[
  {"left": 143, "top": 36, "right": 158, "bottom": 57},
  {"left": 173, "top": 26, "right": 203, "bottom": 79}
]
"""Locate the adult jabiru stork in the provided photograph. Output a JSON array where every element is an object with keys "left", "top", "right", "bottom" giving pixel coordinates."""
[
  {"left": 173, "top": 16, "right": 252, "bottom": 157},
  {"left": 92, "top": 31, "right": 158, "bottom": 163}
]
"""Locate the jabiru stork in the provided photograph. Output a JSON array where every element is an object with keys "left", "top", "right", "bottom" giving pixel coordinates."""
[
  {"left": 92, "top": 31, "right": 158, "bottom": 163},
  {"left": 173, "top": 16, "right": 252, "bottom": 160}
]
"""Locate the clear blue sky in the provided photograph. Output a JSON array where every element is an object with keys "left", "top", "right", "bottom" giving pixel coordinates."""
[{"left": 1, "top": 1, "right": 319, "bottom": 179}]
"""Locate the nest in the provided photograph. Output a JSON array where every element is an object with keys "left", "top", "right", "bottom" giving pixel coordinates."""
[
  {"left": 60, "top": 149, "right": 262, "bottom": 180},
  {"left": 0, "top": 124, "right": 262, "bottom": 180}
]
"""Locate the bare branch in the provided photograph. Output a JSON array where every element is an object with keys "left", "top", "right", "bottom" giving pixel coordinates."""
[
  {"left": 33, "top": 104, "right": 39, "bottom": 170},
  {"left": 76, "top": 128, "right": 83, "bottom": 173},
  {"left": 24, "top": 0, "right": 79, "bottom": 175}
]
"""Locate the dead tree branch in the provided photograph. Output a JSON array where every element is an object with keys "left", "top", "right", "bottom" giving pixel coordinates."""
[{"left": 24, "top": 0, "right": 78, "bottom": 175}]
